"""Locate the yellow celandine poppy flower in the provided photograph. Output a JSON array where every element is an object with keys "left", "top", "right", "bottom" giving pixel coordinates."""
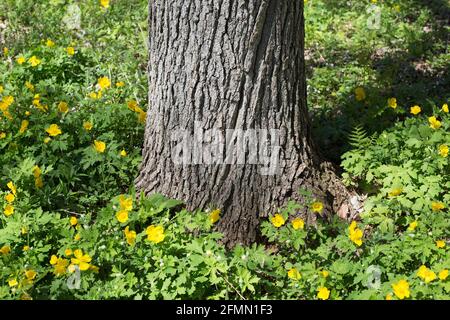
[
  {"left": 407, "top": 220, "right": 418, "bottom": 231},
  {"left": 436, "top": 240, "right": 446, "bottom": 249},
  {"left": 58, "top": 102, "right": 69, "bottom": 113},
  {"left": 3, "top": 47, "right": 8, "bottom": 55},
  {"left": 431, "top": 201, "right": 445, "bottom": 212},
  {"left": 311, "top": 201, "right": 324, "bottom": 214},
  {"left": 317, "top": 287, "right": 330, "bottom": 300},
  {"left": 21, "top": 227, "right": 27, "bottom": 235},
  {"left": 7, "top": 181, "right": 17, "bottom": 195},
  {"left": 442, "top": 104, "right": 449, "bottom": 113},
  {"left": 71, "top": 249, "right": 92, "bottom": 271},
  {"left": 0, "top": 245, "right": 11, "bottom": 255},
  {"left": 271, "top": 214, "right": 285, "bottom": 228},
  {"left": 0, "top": 132, "right": 6, "bottom": 139},
  {"left": 8, "top": 279, "right": 18, "bottom": 287},
  {"left": 4, "top": 204, "right": 14, "bottom": 217},
  {"left": 116, "top": 81, "right": 125, "bottom": 87},
  {"left": 120, "top": 149, "right": 127, "bottom": 157},
  {"left": 116, "top": 210, "right": 129, "bottom": 223},
  {"left": 70, "top": 216, "right": 78, "bottom": 226},
  {"left": 119, "top": 195, "right": 133, "bottom": 211},
  {"left": 83, "top": 121, "right": 93, "bottom": 131},
  {"left": 439, "top": 269, "right": 449, "bottom": 281},
  {"left": 287, "top": 268, "right": 301, "bottom": 280},
  {"left": 388, "top": 97, "right": 397, "bottom": 109},
  {"left": 127, "top": 100, "right": 139, "bottom": 112},
  {"left": 100, "top": 0, "right": 110, "bottom": 9},
  {"left": 25, "top": 81, "right": 34, "bottom": 91},
  {"left": 46, "top": 39, "right": 55, "bottom": 47},
  {"left": 46, "top": 124, "right": 62, "bottom": 137},
  {"left": 16, "top": 56, "right": 26, "bottom": 64},
  {"left": 5, "top": 193, "right": 15, "bottom": 203},
  {"left": 65, "top": 248, "right": 73, "bottom": 256},
  {"left": 93, "top": 140, "right": 106, "bottom": 153},
  {"left": 74, "top": 233, "right": 81, "bottom": 241},
  {"left": 428, "top": 116, "right": 442, "bottom": 129},
  {"left": 19, "top": 120, "right": 29, "bottom": 134},
  {"left": 410, "top": 105, "right": 421, "bottom": 115},
  {"left": 124, "top": 226, "right": 137, "bottom": 246},
  {"left": 291, "top": 217, "right": 305, "bottom": 230},
  {"left": 146, "top": 225, "right": 165, "bottom": 244},
  {"left": 66, "top": 47, "right": 75, "bottom": 56},
  {"left": 28, "top": 56, "right": 41, "bottom": 67},
  {"left": 439, "top": 144, "right": 448, "bottom": 157},
  {"left": 388, "top": 187, "right": 402, "bottom": 197},
  {"left": 50, "top": 255, "right": 58, "bottom": 265},
  {"left": 354, "top": 87, "right": 366, "bottom": 101},
  {"left": 23, "top": 245, "right": 30, "bottom": 251},
  {"left": 53, "top": 257, "right": 69, "bottom": 276},
  {"left": 97, "top": 76, "right": 111, "bottom": 90},
  {"left": 417, "top": 265, "right": 437, "bottom": 283},
  {"left": 349, "top": 221, "right": 363, "bottom": 246},
  {"left": 392, "top": 279, "right": 410, "bottom": 300},
  {"left": 25, "top": 269, "right": 37, "bottom": 281},
  {"left": 209, "top": 209, "right": 221, "bottom": 224}
]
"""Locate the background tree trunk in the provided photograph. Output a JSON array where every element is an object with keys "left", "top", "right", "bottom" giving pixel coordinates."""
[{"left": 136, "top": 0, "right": 354, "bottom": 246}]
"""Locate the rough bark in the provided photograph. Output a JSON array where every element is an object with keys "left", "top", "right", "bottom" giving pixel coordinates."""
[{"left": 136, "top": 0, "right": 355, "bottom": 246}]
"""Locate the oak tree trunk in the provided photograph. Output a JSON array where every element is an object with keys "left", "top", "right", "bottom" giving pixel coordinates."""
[{"left": 136, "top": 0, "right": 355, "bottom": 246}]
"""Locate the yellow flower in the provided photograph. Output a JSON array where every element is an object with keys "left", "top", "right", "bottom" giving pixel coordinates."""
[
  {"left": 431, "top": 201, "right": 445, "bottom": 212},
  {"left": 8, "top": 279, "right": 18, "bottom": 287},
  {"left": 58, "top": 101, "right": 69, "bottom": 113},
  {"left": 392, "top": 279, "right": 410, "bottom": 300},
  {"left": 388, "top": 97, "right": 397, "bottom": 109},
  {"left": 46, "top": 39, "right": 55, "bottom": 47},
  {"left": 271, "top": 214, "right": 285, "bottom": 228},
  {"left": 46, "top": 124, "right": 62, "bottom": 137},
  {"left": 4, "top": 204, "right": 14, "bottom": 217},
  {"left": 119, "top": 195, "right": 133, "bottom": 211},
  {"left": 74, "top": 233, "right": 81, "bottom": 241},
  {"left": 100, "top": 0, "right": 110, "bottom": 9},
  {"left": 407, "top": 220, "right": 418, "bottom": 231},
  {"left": 388, "top": 187, "right": 402, "bottom": 197},
  {"left": 116, "top": 210, "right": 129, "bottom": 223},
  {"left": 0, "top": 245, "right": 11, "bottom": 255},
  {"left": 292, "top": 217, "right": 305, "bottom": 230},
  {"left": 439, "top": 269, "right": 449, "bottom": 281},
  {"left": 127, "top": 100, "right": 139, "bottom": 112},
  {"left": 436, "top": 240, "right": 446, "bottom": 249},
  {"left": 116, "top": 81, "right": 125, "bottom": 87},
  {"left": 209, "top": 209, "right": 221, "bottom": 224},
  {"left": 54, "top": 258, "right": 69, "bottom": 276},
  {"left": 0, "top": 132, "right": 6, "bottom": 139},
  {"left": 349, "top": 221, "right": 363, "bottom": 246},
  {"left": 35, "top": 176, "right": 43, "bottom": 189},
  {"left": 71, "top": 249, "right": 92, "bottom": 271},
  {"left": 146, "top": 225, "right": 165, "bottom": 244},
  {"left": 83, "top": 121, "right": 93, "bottom": 131},
  {"left": 428, "top": 116, "right": 442, "bottom": 129},
  {"left": 120, "top": 149, "right": 127, "bottom": 157},
  {"left": 5, "top": 193, "right": 15, "bottom": 203},
  {"left": 25, "top": 269, "right": 37, "bottom": 281},
  {"left": 70, "top": 216, "right": 78, "bottom": 226},
  {"left": 89, "top": 265, "right": 100, "bottom": 273},
  {"left": 124, "top": 226, "right": 137, "bottom": 246},
  {"left": 417, "top": 265, "right": 437, "bottom": 283},
  {"left": 7, "top": 181, "right": 16, "bottom": 195},
  {"left": 19, "top": 120, "right": 29, "bottom": 134},
  {"left": 65, "top": 248, "right": 73, "bottom": 256},
  {"left": 311, "top": 201, "right": 324, "bottom": 214},
  {"left": 33, "top": 165, "right": 42, "bottom": 178},
  {"left": 354, "top": 87, "right": 366, "bottom": 101},
  {"left": 439, "top": 145, "right": 448, "bottom": 157},
  {"left": 98, "top": 76, "right": 111, "bottom": 90},
  {"left": 25, "top": 81, "right": 34, "bottom": 91},
  {"left": 385, "top": 294, "right": 393, "bottom": 300},
  {"left": 317, "top": 287, "right": 330, "bottom": 300},
  {"left": 287, "top": 268, "right": 301, "bottom": 280},
  {"left": 321, "top": 270, "right": 329, "bottom": 278},
  {"left": 410, "top": 105, "right": 421, "bottom": 115},
  {"left": 3, "top": 47, "right": 8, "bottom": 56},
  {"left": 44, "top": 137, "right": 51, "bottom": 144},
  {"left": 50, "top": 255, "right": 58, "bottom": 265},
  {"left": 28, "top": 56, "right": 41, "bottom": 67},
  {"left": 16, "top": 56, "right": 26, "bottom": 64},
  {"left": 21, "top": 227, "right": 27, "bottom": 235},
  {"left": 66, "top": 47, "right": 75, "bottom": 56},
  {"left": 93, "top": 140, "right": 106, "bottom": 153},
  {"left": 23, "top": 245, "right": 30, "bottom": 251},
  {"left": 442, "top": 103, "right": 449, "bottom": 113}
]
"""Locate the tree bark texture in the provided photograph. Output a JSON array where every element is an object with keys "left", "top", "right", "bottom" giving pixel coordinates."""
[{"left": 136, "top": 0, "right": 354, "bottom": 246}]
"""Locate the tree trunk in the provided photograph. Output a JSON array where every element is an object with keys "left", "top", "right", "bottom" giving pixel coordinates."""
[{"left": 136, "top": 0, "right": 355, "bottom": 246}]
